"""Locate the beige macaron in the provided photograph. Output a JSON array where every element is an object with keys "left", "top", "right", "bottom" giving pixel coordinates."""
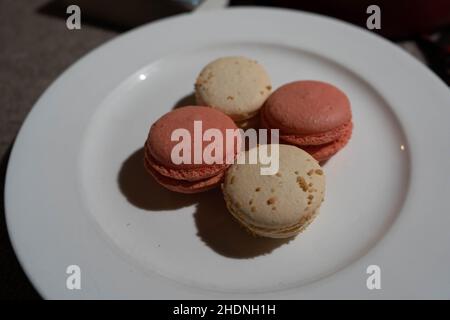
[
  {"left": 195, "top": 56, "right": 272, "bottom": 124},
  {"left": 222, "top": 144, "right": 326, "bottom": 238}
]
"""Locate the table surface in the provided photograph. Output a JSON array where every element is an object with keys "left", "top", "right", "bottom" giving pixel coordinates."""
[
  {"left": 0, "top": 0, "right": 117, "bottom": 299},
  {"left": 0, "top": 0, "right": 447, "bottom": 300}
]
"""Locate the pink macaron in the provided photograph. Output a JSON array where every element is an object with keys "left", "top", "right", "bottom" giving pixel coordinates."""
[
  {"left": 145, "top": 106, "right": 239, "bottom": 193},
  {"left": 261, "top": 80, "right": 353, "bottom": 162}
]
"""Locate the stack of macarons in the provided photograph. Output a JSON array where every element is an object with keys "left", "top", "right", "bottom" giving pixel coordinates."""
[
  {"left": 143, "top": 56, "right": 352, "bottom": 239},
  {"left": 261, "top": 80, "right": 353, "bottom": 162},
  {"left": 144, "top": 106, "right": 238, "bottom": 193}
]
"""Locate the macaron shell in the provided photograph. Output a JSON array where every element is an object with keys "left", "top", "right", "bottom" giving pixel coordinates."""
[
  {"left": 147, "top": 106, "right": 239, "bottom": 170},
  {"left": 222, "top": 144, "right": 325, "bottom": 237},
  {"left": 144, "top": 156, "right": 225, "bottom": 193},
  {"left": 224, "top": 197, "right": 319, "bottom": 238},
  {"left": 195, "top": 56, "right": 272, "bottom": 121},
  {"left": 263, "top": 80, "right": 352, "bottom": 134}
]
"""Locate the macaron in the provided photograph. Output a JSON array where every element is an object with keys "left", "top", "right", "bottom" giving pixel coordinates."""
[
  {"left": 261, "top": 80, "right": 353, "bottom": 162},
  {"left": 222, "top": 144, "right": 326, "bottom": 238},
  {"left": 195, "top": 56, "right": 272, "bottom": 127},
  {"left": 144, "top": 106, "right": 239, "bottom": 193}
]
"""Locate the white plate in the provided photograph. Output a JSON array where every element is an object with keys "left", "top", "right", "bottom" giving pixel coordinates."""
[{"left": 5, "top": 8, "right": 450, "bottom": 299}]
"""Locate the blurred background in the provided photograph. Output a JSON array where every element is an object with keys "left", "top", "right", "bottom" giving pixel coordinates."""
[{"left": 1, "top": 0, "right": 449, "bottom": 299}]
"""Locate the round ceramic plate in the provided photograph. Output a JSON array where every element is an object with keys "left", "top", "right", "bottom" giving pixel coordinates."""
[{"left": 5, "top": 8, "right": 450, "bottom": 299}]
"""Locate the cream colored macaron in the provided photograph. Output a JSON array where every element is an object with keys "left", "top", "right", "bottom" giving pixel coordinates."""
[
  {"left": 222, "top": 144, "right": 326, "bottom": 238},
  {"left": 195, "top": 56, "right": 272, "bottom": 124}
]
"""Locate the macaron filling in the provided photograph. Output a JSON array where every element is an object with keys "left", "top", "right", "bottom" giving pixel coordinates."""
[
  {"left": 145, "top": 140, "right": 228, "bottom": 181},
  {"left": 299, "top": 122, "right": 353, "bottom": 162},
  {"left": 144, "top": 156, "right": 225, "bottom": 193}
]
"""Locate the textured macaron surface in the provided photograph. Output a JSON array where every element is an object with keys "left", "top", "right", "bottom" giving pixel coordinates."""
[
  {"left": 263, "top": 80, "right": 351, "bottom": 134},
  {"left": 147, "top": 106, "right": 238, "bottom": 170},
  {"left": 223, "top": 144, "right": 325, "bottom": 234},
  {"left": 195, "top": 56, "right": 272, "bottom": 120}
]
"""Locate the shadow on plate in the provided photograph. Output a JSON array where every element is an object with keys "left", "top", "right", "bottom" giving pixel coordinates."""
[
  {"left": 193, "top": 189, "right": 292, "bottom": 259},
  {"left": 118, "top": 147, "right": 201, "bottom": 210},
  {"left": 118, "top": 147, "right": 292, "bottom": 259},
  {"left": 172, "top": 92, "right": 196, "bottom": 109}
]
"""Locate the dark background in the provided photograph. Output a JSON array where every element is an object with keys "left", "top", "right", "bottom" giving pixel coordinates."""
[{"left": 1, "top": 0, "right": 449, "bottom": 300}]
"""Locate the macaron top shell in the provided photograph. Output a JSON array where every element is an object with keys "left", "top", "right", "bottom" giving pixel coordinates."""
[
  {"left": 263, "top": 80, "right": 351, "bottom": 134},
  {"left": 147, "top": 106, "right": 238, "bottom": 169},
  {"left": 195, "top": 56, "right": 272, "bottom": 121},
  {"left": 223, "top": 144, "right": 325, "bottom": 230}
]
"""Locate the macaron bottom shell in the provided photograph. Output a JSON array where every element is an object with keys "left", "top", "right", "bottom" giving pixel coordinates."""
[
  {"left": 235, "top": 113, "right": 260, "bottom": 129},
  {"left": 261, "top": 111, "right": 353, "bottom": 162},
  {"left": 195, "top": 93, "right": 260, "bottom": 124},
  {"left": 223, "top": 188, "right": 320, "bottom": 238},
  {"left": 299, "top": 122, "right": 353, "bottom": 162}
]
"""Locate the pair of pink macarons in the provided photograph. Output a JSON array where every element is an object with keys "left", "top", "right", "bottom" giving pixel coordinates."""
[{"left": 145, "top": 80, "right": 353, "bottom": 193}]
